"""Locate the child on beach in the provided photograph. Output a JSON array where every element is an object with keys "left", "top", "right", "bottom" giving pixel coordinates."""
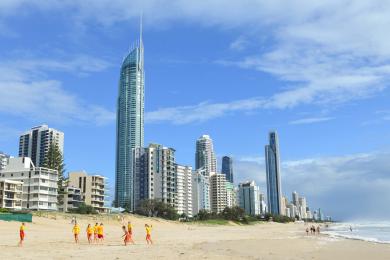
[
  {"left": 18, "top": 223, "right": 26, "bottom": 247},
  {"left": 87, "top": 224, "right": 94, "bottom": 244},
  {"left": 98, "top": 223, "right": 104, "bottom": 243},
  {"left": 72, "top": 222, "right": 80, "bottom": 244},
  {"left": 122, "top": 226, "right": 131, "bottom": 246},
  {"left": 93, "top": 223, "right": 99, "bottom": 243},
  {"left": 145, "top": 224, "right": 153, "bottom": 245}
]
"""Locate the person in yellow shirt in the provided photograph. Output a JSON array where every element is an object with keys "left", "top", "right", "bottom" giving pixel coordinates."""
[
  {"left": 19, "top": 223, "right": 26, "bottom": 247},
  {"left": 98, "top": 223, "right": 104, "bottom": 242},
  {"left": 126, "top": 221, "right": 135, "bottom": 245},
  {"left": 72, "top": 222, "right": 80, "bottom": 244},
  {"left": 93, "top": 223, "right": 99, "bottom": 243},
  {"left": 145, "top": 224, "right": 153, "bottom": 245},
  {"left": 86, "top": 224, "right": 94, "bottom": 244}
]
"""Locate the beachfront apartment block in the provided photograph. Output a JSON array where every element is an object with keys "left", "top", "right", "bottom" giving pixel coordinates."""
[
  {"left": 0, "top": 179, "right": 23, "bottom": 210},
  {"left": 238, "top": 181, "right": 261, "bottom": 216},
  {"left": 195, "top": 135, "right": 217, "bottom": 175},
  {"left": 58, "top": 185, "right": 83, "bottom": 212},
  {"left": 68, "top": 171, "right": 108, "bottom": 213},
  {"left": 210, "top": 173, "right": 227, "bottom": 214},
  {"left": 19, "top": 125, "right": 64, "bottom": 167},
  {"left": 0, "top": 157, "right": 58, "bottom": 211},
  {"left": 226, "top": 182, "right": 237, "bottom": 208},
  {"left": 175, "top": 164, "right": 193, "bottom": 217},
  {"left": 192, "top": 168, "right": 210, "bottom": 215}
]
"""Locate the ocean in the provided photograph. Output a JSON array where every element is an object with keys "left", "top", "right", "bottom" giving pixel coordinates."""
[{"left": 323, "top": 222, "right": 390, "bottom": 244}]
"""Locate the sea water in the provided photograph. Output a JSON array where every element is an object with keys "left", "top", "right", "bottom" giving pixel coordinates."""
[{"left": 323, "top": 222, "right": 390, "bottom": 244}]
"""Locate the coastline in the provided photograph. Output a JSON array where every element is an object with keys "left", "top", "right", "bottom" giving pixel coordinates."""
[{"left": 0, "top": 214, "right": 389, "bottom": 259}]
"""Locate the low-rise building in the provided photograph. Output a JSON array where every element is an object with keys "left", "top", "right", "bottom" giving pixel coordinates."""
[
  {"left": 68, "top": 171, "right": 108, "bottom": 213},
  {"left": 58, "top": 185, "right": 83, "bottom": 212},
  {"left": 0, "top": 157, "right": 58, "bottom": 210},
  {"left": 0, "top": 179, "right": 23, "bottom": 210}
]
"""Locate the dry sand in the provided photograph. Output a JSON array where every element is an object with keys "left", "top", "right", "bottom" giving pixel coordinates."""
[{"left": 1, "top": 213, "right": 389, "bottom": 260}]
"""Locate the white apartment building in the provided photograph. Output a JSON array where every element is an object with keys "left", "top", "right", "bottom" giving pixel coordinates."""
[
  {"left": 0, "top": 179, "right": 23, "bottom": 210},
  {"left": 0, "top": 151, "right": 10, "bottom": 170},
  {"left": 0, "top": 157, "right": 58, "bottom": 211},
  {"left": 68, "top": 171, "right": 108, "bottom": 213},
  {"left": 210, "top": 173, "right": 227, "bottom": 214},
  {"left": 192, "top": 169, "right": 210, "bottom": 215},
  {"left": 175, "top": 164, "right": 193, "bottom": 217},
  {"left": 238, "top": 181, "right": 261, "bottom": 216},
  {"left": 19, "top": 125, "right": 64, "bottom": 167},
  {"left": 226, "top": 182, "right": 237, "bottom": 208}
]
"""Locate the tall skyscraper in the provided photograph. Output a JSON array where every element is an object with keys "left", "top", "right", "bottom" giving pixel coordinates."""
[
  {"left": 195, "top": 135, "right": 217, "bottom": 175},
  {"left": 265, "top": 131, "right": 282, "bottom": 215},
  {"left": 115, "top": 20, "right": 145, "bottom": 209},
  {"left": 221, "top": 156, "right": 234, "bottom": 183},
  {"left": 18, "top": 125, "right": 64, "bottom": 167}
]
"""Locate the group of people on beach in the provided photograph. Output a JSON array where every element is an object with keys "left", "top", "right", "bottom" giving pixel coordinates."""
[
  {"left": 306, "top": 225, "right": 320, "bottom": 235},
  {"left": 18, "top": 221, "right": 153, "bottom": 247}
]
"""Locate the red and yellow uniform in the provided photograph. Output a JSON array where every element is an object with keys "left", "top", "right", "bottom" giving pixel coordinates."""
[
  {"left": 93, "top": 224, "right": 99, "bottom": 239},
  {"left": 87, "top": 226, "right": 94, "bottom": 239},
  {"left": 19, "top": 225, "right": 25, "bottom": 240},
  {"left": 98, "top": 225, "right": 104, "bottom": 239},
  {"left": 145, "top": 226, "right": 152, "bottom": 240},
  {"left": 127, "top": 223, "right": 132, "bottom": 235},
  {"left": 73, "top": 225, "right": 80, "bottom": 236}
]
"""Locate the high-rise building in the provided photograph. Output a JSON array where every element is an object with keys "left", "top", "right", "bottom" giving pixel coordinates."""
[
  {"left": 0, "top": 151, "right": 10, "bottom": 170},
  {"left": 18, "top": 125, "right": 64, "bottom": 167},
  {"left": 192, "top": 169, "right": 210, "bottom": 215},
  {"left": 298, "top": 197, "right": 307, "bottom": 219},
  {"left": 175, "top": 164, "right": 193, "bottom": 218},
  {"left": 68, "top": 171, "right": 108, "bottom": 213},
  {"left": 115, "top": 21, "right": 145, "bottom": 209},
  {"left": 195, "top": 135, "right": 217, "bottom": 175},
  {"left": 265, "top": 131, "right": 282, "bottom": 215},
  {"left": 0, "top": 157, "right": 58, "bottom": 210},
  {"left": 292, "top": 191, "right": 299, "bottom": 206},
  {"left": 221, "top": 156, "right": 234, "bottom": 183},
  {"left": 210, "top": 173, "right": 227, "bottom": 214},
  {"left": 238, "top": 181, "right": 261, "bottom": 216},
  {"left": 226, "top": 182, "right": 237, "bottom": 208},
  {"left": 132, "top": 144, "right": 176, "bottom": 210}
]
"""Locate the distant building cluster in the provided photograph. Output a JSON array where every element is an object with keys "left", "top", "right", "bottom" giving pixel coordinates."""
[{"left": 1, "top": 26, "right": 328, "bottom": 220}]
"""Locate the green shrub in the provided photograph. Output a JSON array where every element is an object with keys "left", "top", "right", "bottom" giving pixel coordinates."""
[
  {"left": 69, "top": 203, "right": 97, "bottom": 215},
  {"left": 135, "top": 199, "right": 179, "bottom": 221}
]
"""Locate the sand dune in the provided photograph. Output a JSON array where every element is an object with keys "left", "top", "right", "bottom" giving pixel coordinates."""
[{"left": 0, "top": 213, "right": 389, "bottom": 260}]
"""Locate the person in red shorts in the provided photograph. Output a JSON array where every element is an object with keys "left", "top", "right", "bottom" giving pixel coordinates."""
[
  {"left": 19, "top": 223, "right": 26, "bottom": 247},
  {"left": 121, "top": 226, "right": 131, "bottom": 246},
  {"left": 145, "top": 224, "right": 153, "bottom": 245},
  {"left": 97, "top": 223, "right": 104, "bottom": 243}
]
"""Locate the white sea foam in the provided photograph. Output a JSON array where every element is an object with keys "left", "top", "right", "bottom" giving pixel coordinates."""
[{"left": 323, "top": 221, "right": 390, "bottom": 244}]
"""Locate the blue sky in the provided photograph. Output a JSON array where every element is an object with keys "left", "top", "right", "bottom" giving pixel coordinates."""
[{"left": 1, "top": 1, "right": 390, "bottom": 220}]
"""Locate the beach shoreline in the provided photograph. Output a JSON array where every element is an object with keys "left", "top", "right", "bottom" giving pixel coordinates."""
[{"left": 0, "top": 214, "right": 389, "bottom": 260}]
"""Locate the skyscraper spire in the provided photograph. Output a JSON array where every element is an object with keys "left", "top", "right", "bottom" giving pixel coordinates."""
[{"left": 139, "top": 13, "right": 143, "bottom": 47}]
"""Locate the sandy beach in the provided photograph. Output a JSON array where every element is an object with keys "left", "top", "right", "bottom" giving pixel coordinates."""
[{"left": 0, "top": 214, "right": 389, "bottom": 260}]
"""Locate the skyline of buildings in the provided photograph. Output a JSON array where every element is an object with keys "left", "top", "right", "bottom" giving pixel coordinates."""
[
  {"left": 265, "top": 131, "right": 283, "bottom": 215},
  {"left": 115, "top": 21, "right": 145, "bottom": 209}
]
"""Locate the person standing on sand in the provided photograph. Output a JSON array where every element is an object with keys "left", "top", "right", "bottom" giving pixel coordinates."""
[
  {"left": 306, "top": 227, "right": 309, "bottom": 235},
  {"left": 72, "top": 222, "right": 80, "bottom": 244},
  {"left": 122, "top": 226, "right": 131, "bottom": 246},
  {"left": 145, "top": 224, "right": 153, "bottom": 245},
  {"left": 93, "top": 223, "right": 99, "bottom": 243},
  {"left": 86, "top": 224, "right": 94, "bottom": 244},
  {"left": 98, "top": 223, "right": 104, "bottom": 243},
  {"left": 18, "top": 223, "right": 26, "bottom": 247}
]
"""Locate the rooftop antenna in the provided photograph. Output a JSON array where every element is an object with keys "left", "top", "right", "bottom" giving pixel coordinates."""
[{"left": 139, "top": 12, "right": 143, "bottom": 47}]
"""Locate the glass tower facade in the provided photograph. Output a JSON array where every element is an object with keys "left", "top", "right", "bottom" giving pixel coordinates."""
[
  {"left": 115, "top": 32, "right": 145, "bottom": 210},
  {"left": 221, "top": 156, "right": 234, "bottom": 183},
  {"left": 265, "top": 131, "right": 282, "bottom": 215}
]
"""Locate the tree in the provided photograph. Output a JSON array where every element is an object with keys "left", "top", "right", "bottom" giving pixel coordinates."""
[
  {"left": 136, "top": 199, "right": 179, "bottom": 220},
  {"left": 69, "top": 203, "right": 97, "bottom": 214},
  {"left": 43, "top": 142, "right": 66, "bottom": 206},
  {"left": 220, "top": 206, "right": 246, "bottom": 221}
]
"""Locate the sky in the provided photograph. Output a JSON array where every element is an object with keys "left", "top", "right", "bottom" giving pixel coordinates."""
[{"left": 1, "top": 0, "right": 390, "bottom": 220}]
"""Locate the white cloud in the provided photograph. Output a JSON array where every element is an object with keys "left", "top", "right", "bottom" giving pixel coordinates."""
[
  {"left": 145, "top": 98, "right": 265, "bottom": 124},
  {"left": 229, "top": 36, "right": 248, "bottom": 51},
  {"left": 289, "top": 117, "right": 334, "bottom": 125},
  {"left": 234, "top": 152, "right": 390, "bottom": 220},
  {"left": 0, "top": 56, "right": 115, "bottom": 125}
]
